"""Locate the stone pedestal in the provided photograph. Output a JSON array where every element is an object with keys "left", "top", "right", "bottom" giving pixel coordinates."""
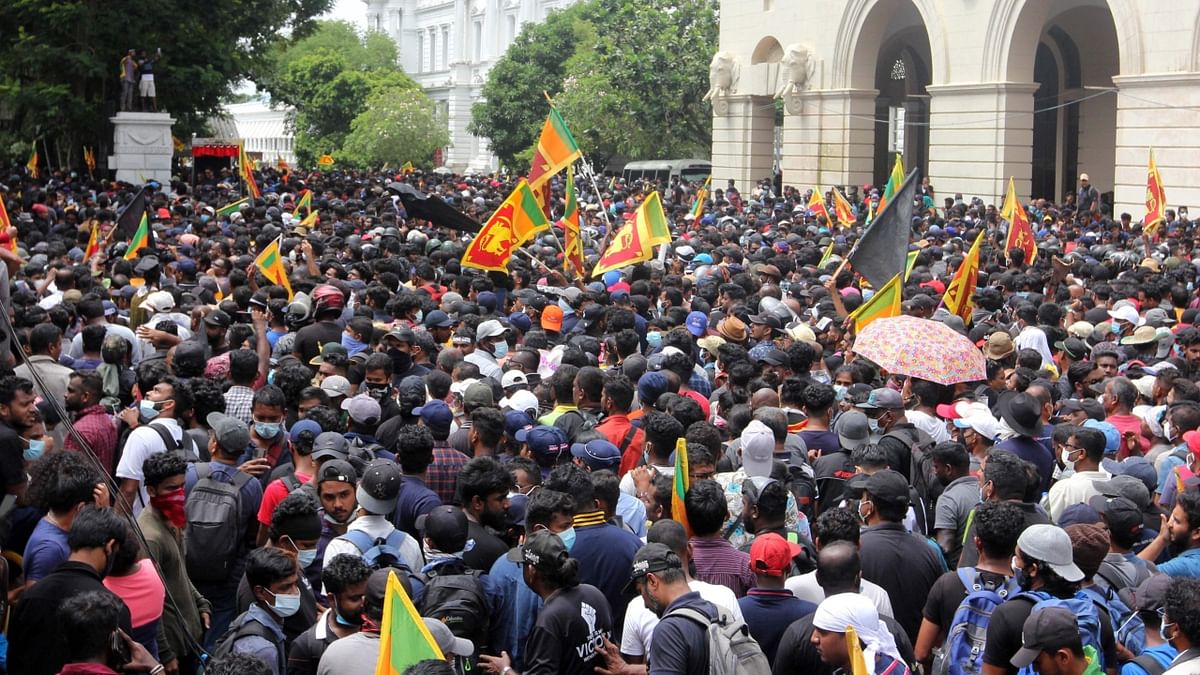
[
  {"left": 780, "top": 88, "right": 878, "bottom": 190},
  {"left": 712, "top": 95, "right": 776, "bottom": 193},
  {"left": 109, "top": 112, "right": 176, "bottom": 184}
]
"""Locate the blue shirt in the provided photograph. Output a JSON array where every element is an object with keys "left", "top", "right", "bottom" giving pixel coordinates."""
[
  {"left": 616, "top": 492, "right": 647, "bottom": 539},
  {"left": 488, "top": 552, "right": 543, "bottom": 671},
  {"left": 230, "top": 604, "right": 287, "bottom": 675},
  {"left": 22, "top": 518, "right": 70, "bottom": 582},
  {"left": 572, "top": 514, "right": 643, "bottom": 638},
  {"left": 392, "top": 475, "right": 441, "bottom": 540},
  {"left": 737, "top": 588, "right": 817, "bottom": 662},
  {"left": 1159, "top": 548, "right": 1200, "bottom": 578},
  {"left": 1121, "top": 644, "right": 1178, "bottom": 675},
  {"left": 994, "top": 436, "right": 1054, "bottom": 492}
]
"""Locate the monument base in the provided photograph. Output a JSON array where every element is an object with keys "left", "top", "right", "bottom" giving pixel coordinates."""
[{"left": 109, "top": 112, "right": 176, "bottom": 184}]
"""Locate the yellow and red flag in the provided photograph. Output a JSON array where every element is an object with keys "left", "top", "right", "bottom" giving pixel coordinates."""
[
  {"left": 26, "top": 145, "right": 39, "bottom": 179},
  {"left": 875, "top": 154, "right": 904, "bottom": 215},
  {"left": 461, "top": 179, "right": 550, "bottom": 273},
  {"left": 561, "top": 166, "right": 584, "bottom": 278},
  {"left": 527, "top": 108, "right": 582, "bottom": 190},
  {"left": 832, "top": 186, "right": 855, "bottom": 228},
  {"left": 943, "top": 230, "right": 983, "bottom": 325},
  {"left": 846, "top": 626, "right": 871, "bottom": 675},
  {"left": 808, "top": 188, "right": 830, "bottom": 224},
  {"left": 400, "top": 161, "right": 415, "bottom": 175},
  {"left": 818, "top": 239, "right": 835, "bottom": 268},
  {"left": 591, "top": 191, "right": 670, "bottom": 278},
  {"left": 0, "top": 196, "right": 16, "bottom": 253},
  {"left": 84, "top": 222, "right": 101, "bottom": 259},
  {"left": 375, "top": 570, "right": 444, "bottom": 675},
  {"left": 671, "top": 437, "right": 691, "bottom": 537},
  {"left": 83, "top": 147, "right": 96, "bottom": 174},
  {"left": 1001, "top": 177, "right": 1036, "bottom": 264},
  {"left": 690, "top": 176, "right": 711, "bottom": 220},
  {"left": 254, "top": 237, "right": 294, "bottom": 300},
  {"left": 1145, "top": 148, "right": 1167, "bottom": 235},
  {"left": 239, "top": 143, "right": 260, "bottom": 200},
  {"left": 847, "top": 272, "right": 902, "bottom": 333}
]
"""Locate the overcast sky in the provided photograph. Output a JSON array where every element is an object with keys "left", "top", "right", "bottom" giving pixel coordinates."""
[{"left": 322, "top": 0, "right": 366, "bottom": 28}]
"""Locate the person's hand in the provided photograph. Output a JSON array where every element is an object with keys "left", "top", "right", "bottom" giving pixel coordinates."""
[
  {"left": 238, "top": 458, "right": 271, "bottom": 477},
  {"left": 631, "top": 465, "right": 656, "bottom": 492},
  {"left": 118, "top": 406, "right": 141, "bottom": 429},
  {"left": 93, "top": 481, "right": 111, "bottom": 509},
  {"left": 594, "top": 637, "right": 642, "bottom": 675},
  {"left": 479, "top": 651, "right": 513, "bottom": 674},
  {"left": 808, "top": 448, "right": 820, "bottom": 463},
  {"left": 200, "top": 612, "right": 211, "bottom": 630},
  {"left": 250, "top": 306, "right": 267, "bottom": 328},
  {"left": 300, "top": 240, "right": 313, "bottom": 256},
  {"left": 824, "top": 276, "right": 838, "bottom": 293},
  {"left": 136, "top": 325, "right": 159, "bottom": 341},
  {"left": 119, "top": 629, "right": 159, "bottom": 672},
  {"left": 1115, "top": 642, "right": 1135, "bottom": 664},
  {"left": 163, "top": 658, "right": 180, "bottom": 675}
]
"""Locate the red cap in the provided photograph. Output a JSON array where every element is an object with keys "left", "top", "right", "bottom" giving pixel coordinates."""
[
  {"left": 749, "top": 532, "right": 802, "bottom": 577},
  {"left": 1184, "top": 430, "right": 1200, "bottom": 457},
  {"left": 936, "top": 402, "right": 962, "bottom": 420},
  {"left": 920, "top": 280, "right": 946, "bottom": 294}
]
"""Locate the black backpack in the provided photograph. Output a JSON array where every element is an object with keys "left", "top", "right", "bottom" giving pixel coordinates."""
[
  {"left": 884, "top": 426, "right": 939, "bottom": 534},
  {"left": 184, "top": 464, "right": 252, "bottom": 583},
  {"left": 210, "top": 614, "right": 285, "bottom": 674},
  {"left": 418, "top": 562, "right": 490, "bottom": 655}
]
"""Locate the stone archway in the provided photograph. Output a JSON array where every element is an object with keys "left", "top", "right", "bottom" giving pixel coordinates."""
[{"left": 751, "top": 36, "right": 784, "bottom": 65}]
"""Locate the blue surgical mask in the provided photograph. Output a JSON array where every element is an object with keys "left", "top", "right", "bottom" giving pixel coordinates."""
[
  {"left": 139, "top": 399, "right": 161, "bottom": 420},
  {"left": 296, "top": 547, "right": 317, "bottom": 568},
  {"left": 200, "top": 214, "right": 211, "bottom": 223},
  {"left": 23, "top": 439, "right": 45, "bottom": 462},
  {"left": 415, "top": 310, "right": 424, "bottom": 323},
  {"left": 341, "top": 333, "right": 368, "bottom": 356},
  {"left": 646, "top": 332, "right": 663, "bottom": 349},
  {"left": 269, "top": 589, "right": 302, "bottom": 617},
  {"left": 335, "top": 608, "right": 362, "bottom": 627},
  {"left": 867, "top": 418, "right": 879, "bottom": 434},
  {"left": 558, "top": 298, "right": 574, "bottom": 315},
  {"left": 493, "top": 341, "right": 509, "bottom": 358},
  {"left": 255, "top": 421, "right": 282, "bottom": 439},
  {"left": 557, "top": 526, "right": 577, "bottom": 552}
]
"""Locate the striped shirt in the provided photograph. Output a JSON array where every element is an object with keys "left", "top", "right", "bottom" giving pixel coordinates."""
[{"left": 689, "top": 536, "right": 756, "bottom": 598}]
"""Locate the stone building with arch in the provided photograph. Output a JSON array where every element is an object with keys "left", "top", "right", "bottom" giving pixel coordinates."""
[{"left": 713, "top": 0, "right": 1200, "bottom": 215}]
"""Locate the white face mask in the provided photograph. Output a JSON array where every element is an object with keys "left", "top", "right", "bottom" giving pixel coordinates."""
[{"left": 1060, "top": 449, "right": 1076, "bottom": 473}]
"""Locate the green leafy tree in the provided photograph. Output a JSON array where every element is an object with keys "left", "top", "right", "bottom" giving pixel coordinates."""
[
  {"left": 340, "top": 86, "right": 450, "bottom": 168},
  {"left": 0, "top": 0, "right": 331, "bottom": 167},
  {"left": 470, "top": 0, "right": 717, "bottom": 171}
]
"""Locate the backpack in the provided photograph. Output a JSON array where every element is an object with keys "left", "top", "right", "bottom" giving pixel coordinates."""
[
  {"left": 148, "top": 422, "right": 204, "bottom": 463},
  {"left": 341, "top": 529, "right": 414, "bottom": 571},
  {"left": 282, "top": 474, "right": 318, "bottom": 500},
  {"left": 941, "top": 568, "right": 1020, "bottom": 675},
  {"left": 883, "top": 426, "right": 940, "bottom": 534},
  {"left": 210, "top": 614, "right": 285, "bottom": 674},
  {"left": 1082, "top": 579, "right": 1146, "bottom": 656},
  {"left": 664, "top": 606, "right": 771, "bottom": 675},
  {"left": 185, "top": 464, "right": 252, "bottom": 583},
  {"left": 418, "top": 563, "right": 490, "bottom": 654},
  {"left": 1129, "top": 653, "right": 1168, "bottom": 675},
  {"left": 1015, "top": 591, "right": 1105, "bottom": 675}
]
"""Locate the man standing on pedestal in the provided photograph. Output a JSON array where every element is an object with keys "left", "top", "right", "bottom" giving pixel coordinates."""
[{"left": 120, "top": 49, "right": 138, "bottom": 112}]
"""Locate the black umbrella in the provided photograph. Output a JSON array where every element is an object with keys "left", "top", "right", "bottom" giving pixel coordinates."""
[{"left": 386, "top": 182, "right": 482, "bottom": 234}]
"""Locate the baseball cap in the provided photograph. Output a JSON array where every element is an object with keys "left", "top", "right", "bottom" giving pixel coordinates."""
[
  {"left": 417, "top": 505, "right": 469, "bottom": 551},
  {"left": 1054, "top": 337, "right": 1089, "bottom": 360},
  {"left": 414, "top": 399, "right": 454, "bottom": 435},
  {"left": 864, "top": 469, "right": 910, "bottom": 507},
  {"left": 341, "top": 394, "right": 382, "bottom": 425},
  {"left": 320, "top": 375, "right": 351, "bottom": 398},
  {"left": 953, "top": 413, "right": 1001, "bottom": 442},
  {"left": 1088, "top": 495, "right": 1143, "bottom": 540},
  {"left": 740, "top": 420, "right": 776, "bottom": 477},
  {"left": 685, "top": 311, "right": 708, "bottom": 337},
  {"left": 423, "top": 618, "right": 475, "bottom": 658},
  {"left": 1133, "top": 574, "right": 1172, "bottom": 613},
  {"left": 570, "top": 439, "right": 622, "bottom": 471},
  {"left": 309, "top": 342, "right": 349, "bottom": 366},
  {"left": 834, "top": 411, "right": 870, "bottom": 451},
  {"left": 464, "top": 381, "right": 495, "bottom": 409},
  {"left": 503, "top": 410, "right": 534, "bottom": 442},
  {"left": 508, "top": 312, "right": 533, "bottom": 333},
  {"left": 502, "top": 370, "right": 529, "bottom": 390},
  {"left": 859, "top": 388, "right": 905, "bottom": 410},
  {"left": 1108, "top": 305, "right": 1143, "bottom": 327},
  {"left": 517, "top": 426, "right": 569, "bottom": 466},
  {"left": 749, "top": 532, "right": 803, "bottom": 577},
  {"left": 206, "top": 412, "right": 250, "bottom": 454},
  {"left": 1010, "top": 607, "right": 1083, "bottom": 668},
  {"left": 638, "top": 372, "right": 671, "bottom": 408},
  {"left": 316, "top": 459, "right": 357, "bottom": 485},
  {"left": 477, "top": 319, "right": 508, "bottom": 341},
  {"left": 629, "top": 542, "right": 683, "bottom": 582},
  {"left": 311, "top": 432, "right": 351, "bottom": 462},
  {"left": 500, "top": 389, "right": 540, "bottom": 417},
  {"left": 759, "top": 349, "right": 790, "bottom": 366},
  {"left": 356, "top": 459, "right": 402, "bottom": 514},
  {"left": 1094, "top": 474, "right": 1152, "bottom": 510},
  {"left": 289, "top": 419, "right": 322, "bottom": 446},
  {"left": 506, "top": 529, "right": 569, "bottom": 569},
  {"left": 423, "top": 310, "right": 454, "bottom": 328},
  {"left": 143, "top": 290, "right": 175, "bottom": 313},
  {"left": 541, "top": 305, "right": 564, "bottom": 332},
  {"left": 1016, "top": 524, "right": 1084, "bottom": 582},
  {"left": 205, "top": 309, "right": 231, "bottom": 328}
]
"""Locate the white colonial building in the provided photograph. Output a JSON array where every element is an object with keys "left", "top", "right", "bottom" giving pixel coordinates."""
[
  {"left": 216, "top": 100, "right": 298, "bottom": 167},
  {"left": 363, "top": 0, "right": 579, "bottom": 172},
  {"left": 712, "top": 0, "right": 1200, "bottom": 215}
]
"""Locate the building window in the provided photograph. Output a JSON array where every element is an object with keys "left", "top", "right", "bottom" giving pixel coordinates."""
[
  {"left": 888, "top": 105, "right": 906, "bottom": 152},
  {"left": 507, "top": 15, "right": 517, "bottom": 42},
  {"left": 392, "top": 10, "right": 401, "bottom": 32},
  {"left": 890, "top": 58, "right": 906, "bottom": 81},
  {"left": 431, "top": 30, "right": 439, "bottom": 69},
  {"left": 442, "top": 26, "right": 450, "bottom": 67},
  {"left": 417, "top": 33, "right": 424, "bottom": 72},
  {"left": 473, "top": 20, "right": 482, "bottom": 61}
]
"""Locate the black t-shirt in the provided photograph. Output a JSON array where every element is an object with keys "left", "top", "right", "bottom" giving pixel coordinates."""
[
  {"left": 294, "top": 320, "right": 343, "bottom": 364},
  {"left": 982, "top": 592, "right": 1117, "bottom": 675},
  {"left": 813, "top": 450, "right": 855, "bottom": 513},
  {"left": 287, "top": 611, "right": 338, "bottom": 675},
  {"left": 522, "top": 584, "right": 613, "bottom": 675},
  {"left": 860, "top": 523, "right": 945, "bottom": 642},
  {"left": 922, "top": 568, "right": 1013, "bottom": 631},
  {"left": 957, "top": 502, "right": 1051, "bottom": 568},
  {"left": 462, "top": 519, "right": 509, "bottom": 572},
  {"left": 648, "top": 592, "right": 713, "bottom": 675},
  {"left": 772, "top": 611, "right": 916, "bottom": 675}
]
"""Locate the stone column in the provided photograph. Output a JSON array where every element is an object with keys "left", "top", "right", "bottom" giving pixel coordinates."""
[
  {"left": 780, "top": 88, "right": 877, "bottom": 191},
  {"left": 1112, "top": 73, "right": 1200, "bottom": 218},
  {"left": 925, "top": 82, "right": 1039, "bottom": 205},
  {"left": 108, "top": 112, "right": 175, "bottom": 185},
  {"left": 711, "top": 95, "right": 775, "bottom": 193}
]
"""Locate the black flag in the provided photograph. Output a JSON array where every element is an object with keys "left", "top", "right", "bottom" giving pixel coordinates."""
[
  {"left": 387, "top": 182, "right": 482, "bottom": 234},
  {"left": 848, "top": 169, "right": 919, "bottom": 290},
  {"left": 115, "top": 186, "right": 150, "bottom": 239}
]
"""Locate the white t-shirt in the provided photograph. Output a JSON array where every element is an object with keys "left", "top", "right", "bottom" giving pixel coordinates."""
[
  {"left": 784, "top": 571, "right": 894, "bottom": 618},
  {"left": 322, "top": 515, "right": 423, "bottom": 591},
  {"left": 620, "top": 578, "right": 742, "bottom": 658},
  {"left": 906, "top": 409, "right": 951, "bottom": 444},
  {"left": 115, "top": 418, "right": 183, "bottom": 516}
]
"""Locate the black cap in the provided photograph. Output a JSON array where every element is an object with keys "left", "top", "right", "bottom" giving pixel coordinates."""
[
  {"left": 1088, "top": 495, "right": 1143, "bottom": 539},
  {"left": 865, "top": 469, "right": 910, "bottom": 507},
  {"left": 630, "top": 542, "right": 683, "bottom": 580},
  {"left": 316, "top": 459, "right": 356, "bottom": 485},
  {"left": 1010, "top": 607, "right": 1084, "bottom": 668},
  {"left": 417, "top": 505, "right": 468, "bottom": 552},
  {"left": 760, "top": 348, "right": 790, "bottom": 366},
  {"left": 506, "top": 529, "right": 569, "bottom": 570},
  {"left": 205, "top": 309, "right": 232, "bottom": 328},
  {"left": 1054, "top": 337, "right": 1089, "bottom": 361}
]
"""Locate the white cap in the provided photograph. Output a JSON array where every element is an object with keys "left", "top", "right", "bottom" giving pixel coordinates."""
[
  {"left": 477, "top": 319, "right": 508, "bottom": 341},
  {"left": 143, "top": 290, "right": 175, "bottom": 313},
  {"left": 501, "top": 370, "right": 529, "bottom": 389},
  {"left": 954, "top": 412, "right": 1000, "bottom": 442},
  {"left": 1079, "top": 173, "right": 1090, "bottom": 181},
  {"left": 740, "top": 420, "right": 776, "bottom": 477},
  {"left": 1108, "top": 305, "right": 1143, "bottom": 327},
  {"left": 450, "top": 378, "right": 479, "bottom": 396},
  {"left": 500, "top": 389, "right": 540, "bottom": 417}
]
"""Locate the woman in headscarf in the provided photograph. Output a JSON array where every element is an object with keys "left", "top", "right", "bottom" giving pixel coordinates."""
[{"left": 812, "top": 592, "right": 911, "bottom": 675}]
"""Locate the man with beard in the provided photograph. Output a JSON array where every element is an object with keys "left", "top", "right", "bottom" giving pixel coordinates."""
[
  {"left": 64, "top": 371, "right": 118, "bottom": 474},
  {"left": 759, "top": 349, "right": 793, "bottom": 388},
  {"left": 458, "top": 455, "right": 514, "bottom": 571},
  {"left": 1140, "top": 490, "right": 1200, "bottom": 577},
  {"left": 200, "top": 309, "right": 232, "bottom": 358},
  {"left": 380, "top": 326, "right": 429, "bottom": 385}
]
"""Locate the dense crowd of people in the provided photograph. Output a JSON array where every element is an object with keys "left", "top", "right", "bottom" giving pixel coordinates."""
[{"left": 0, "top": 160, "right": 1199, "bottom": 675}]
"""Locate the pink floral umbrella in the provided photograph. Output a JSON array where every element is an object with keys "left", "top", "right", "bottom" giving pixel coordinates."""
[{"left": 853, "top": 315, "right": 987, "bottom": 385}]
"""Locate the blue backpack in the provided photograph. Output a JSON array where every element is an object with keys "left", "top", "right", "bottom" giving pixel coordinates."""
[
  {"left": 943, "top": 568, "right": 1020, "bottom": 675},
  {"left": 1015, "top": 591, "right": 1105, "bottom": 675},
  {"left": 1081, "top": 583, "right": 1146, "bottom": 656}
]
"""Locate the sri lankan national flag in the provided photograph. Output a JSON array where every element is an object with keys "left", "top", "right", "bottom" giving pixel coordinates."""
[
  {"left": 254, "top": 237, "right": 294, "bottom": 300},
  {"left": 808, "top": 187, "right": 830, "bottom": 224},
  {"left": 527, "top": 108, "right": 582, "bottom": 190},
  {"left": 832, "top": 186, "right": 855, "bottom": 228},
  {"left": 239, "top": 143, "right": 260, "bottom": 199},
  {"left": 875, "top": 153, "right": 905, "bottom": 215},
  {"left": 943, "top": 229, "right": 983, "bottom": 325},
  {"left": 26, "top": 145, "right": 39, "bottom": 179},
  {"left": 1001, "top": 177, "right": 1036, "bottom": 265},
  {"left": 400, "top": 161, "right": 415, "bottom": 175},
  {"left": 561, "top": 166, "right": 584, "bottom": 278},
  {"left": 690, "top": 176, "right": 711, "bottom": 219},
  {"left": 848, "top": 272, "right": 902, "bottom": 333},
  {"left": 295, "top": 189, "right": 313, "bottom": 216},
  {"left": 670, "top": 437, "right": 691, "bottom": 537},
  {"left": 1145, "top": 148, "right": 1167, "bottom": 235},
  {"left": 124, "top": 212, "right": 153, "bottom": 261},
  {"left": 84, "top": 221, "right": 101, "bottom": 259},
  {"left": 83, "top": 147, "right": 96, "bottom": 173},
  {"left": 591, "top": 191, "right": 670, "bottom": 278},
  {"left": 0, "top": 196, "right": 15, "bottom": 253},
  {"left": 216, "top": 198, "right": 249, "bottom": 218},
  {"left": 375, "top": 570, "right": 443, "bottom": 674},
  {"left": 461, "top": 179, "right": 550, "bottom": 273}
]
